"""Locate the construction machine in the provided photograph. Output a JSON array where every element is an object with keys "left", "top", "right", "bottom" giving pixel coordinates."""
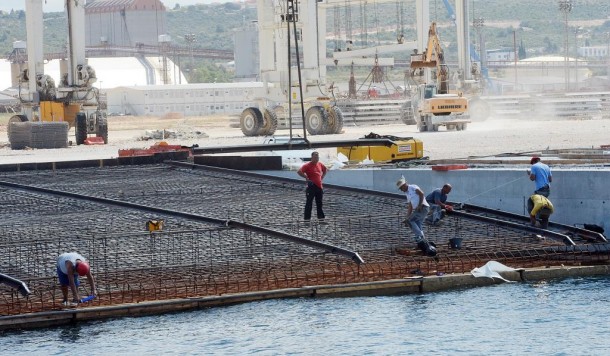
[
  {"left": 238, "top": 0, "right": 344, "bottom": 137},
  {"left": 240, "top": 0, "right": 429, "bottom": 137},
  {"left": 8, "top": 0, "right": 107, "bottom": 149},
  {"left": 403, "top": 22, "right": 470, "bottom": 132}
]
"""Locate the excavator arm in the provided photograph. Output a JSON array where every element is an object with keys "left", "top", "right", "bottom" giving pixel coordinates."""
[
  {"left": 410, "top": 22, "right": 449, "bottom": 94},
  {"left": 410, "top": 23, "right": 443, "bottom": 68}
]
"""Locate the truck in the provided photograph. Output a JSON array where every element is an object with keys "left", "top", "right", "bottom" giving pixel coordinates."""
[
  {"left": 8, "top": 0, "right": 107, "bottom": 149},
  {"left": 402, "top": 22, "right": 471, "bottom": 132}
]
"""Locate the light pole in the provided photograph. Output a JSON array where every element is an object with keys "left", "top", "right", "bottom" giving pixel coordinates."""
[
  {"left": 184, "top": 33, "right": 196, "bottom": 72},
  {"left": 558, "top": 0, "right": 572, "bottom": 91},
  {"left": 513, "top": 30, "right": 518, "bottom": 89},
  {"left": 573, "top": 26, "right": 583, "bottom": 90},
  {"left": 473, "top": 17, "right": 485, "bottom": 73},
  {"left": 605, "top": 32, "right": 610, "bottom": 81}
]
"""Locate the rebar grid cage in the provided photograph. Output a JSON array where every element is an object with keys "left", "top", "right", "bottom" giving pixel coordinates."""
[{"left": 1, "top": 165, "right": 606, "bottom": 315}]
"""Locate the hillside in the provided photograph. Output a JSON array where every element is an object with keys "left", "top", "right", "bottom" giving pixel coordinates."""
[{"left": 1, "top": 1, "right": 609, "bottom": 82}]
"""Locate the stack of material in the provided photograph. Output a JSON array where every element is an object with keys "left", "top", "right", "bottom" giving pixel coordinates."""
[{"left": 9, "top": 122, "right": 69, "bottom": 149}]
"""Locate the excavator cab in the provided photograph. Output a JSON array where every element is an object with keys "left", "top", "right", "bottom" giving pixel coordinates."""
[{"left": 423, "top": 84, "right": 437, "bottom": 99}]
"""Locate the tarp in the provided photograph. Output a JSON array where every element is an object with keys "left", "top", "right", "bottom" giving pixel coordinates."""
[{"left": 471, "top": 261, "right": 517, "bottom": 283}]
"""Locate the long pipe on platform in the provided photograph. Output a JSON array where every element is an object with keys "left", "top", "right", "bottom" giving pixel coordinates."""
[
  {"left": 190, "top": 138, "right": 397, "bottom": 155},
  {"left": 460, "top": 203, "right": 606, "bottom": 243},
  {"left": 0, "top": 273, "right": 31, "bottom": 297}
]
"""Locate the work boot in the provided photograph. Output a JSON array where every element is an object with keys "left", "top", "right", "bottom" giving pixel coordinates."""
[{"left": 417, "top": 239, "right": 437, "bottom": 257}]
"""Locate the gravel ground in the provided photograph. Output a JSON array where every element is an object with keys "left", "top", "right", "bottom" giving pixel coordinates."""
[{"left": 1, "top": 114, "right": 609, "bottom": 164}]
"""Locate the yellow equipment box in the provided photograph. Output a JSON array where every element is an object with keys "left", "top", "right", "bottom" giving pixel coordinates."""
[
  {"left": 40, "top": 101, "right": 80, "bottom": 127},
  {"left": 337, "top": 134, "right": 424, "bottom": 162}
]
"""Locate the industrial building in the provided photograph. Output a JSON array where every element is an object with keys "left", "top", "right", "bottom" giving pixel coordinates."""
[
  {"left": 85, "top": 0, "right": 167, "bottom": 47},
  {"left": 105, "top": 82, "right": 265, "bottom": 116}
]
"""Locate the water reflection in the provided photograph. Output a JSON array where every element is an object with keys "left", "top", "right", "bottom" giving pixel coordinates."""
[
  {"left": 59, "top": 324, "right": 83, "bottom": 343},
  {"left": 1, "top": 276, "right": 608, "bottom": 355}
]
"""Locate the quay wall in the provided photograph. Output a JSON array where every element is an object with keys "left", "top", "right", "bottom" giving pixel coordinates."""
[{"left": 262, "top": 168, "right": 610, "bottom": 234}]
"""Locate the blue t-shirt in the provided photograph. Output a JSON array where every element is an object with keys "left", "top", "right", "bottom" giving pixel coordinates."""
[
  {"left": 426, "top": 188, "right": 447, "bottom": 205},
  {"left": 531, "top": 162, "right": 552, "bottom": 190}
]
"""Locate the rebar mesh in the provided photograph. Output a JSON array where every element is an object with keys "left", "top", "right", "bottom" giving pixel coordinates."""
[{"left": 0, "top": 164, "right": 607, "bottom": 315}]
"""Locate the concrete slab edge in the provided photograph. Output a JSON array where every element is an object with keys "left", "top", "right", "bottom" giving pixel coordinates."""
[{"left": 1, "top": 264, "right": 608, "bottom": 331}]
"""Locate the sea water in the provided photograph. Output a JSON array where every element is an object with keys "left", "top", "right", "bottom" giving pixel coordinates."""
[{"left": 2, "top": 276, "right": 608, "bottom": 355}]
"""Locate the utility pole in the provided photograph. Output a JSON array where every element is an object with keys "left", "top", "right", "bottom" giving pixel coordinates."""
[
  {"left": 513, "top": 30, "right": 518, "bottom": 89},
  {"left": 606, "top": 32, "right": 610, "bottom": 81},
  {"left": 184, "top": 33, "right": 196, "bottom": 74},
  {"left": 574, "top": 27, "right": 582, "bottom": 90},
  {"left": 558, "top": 0, "right": 572, "bottom": 92}
]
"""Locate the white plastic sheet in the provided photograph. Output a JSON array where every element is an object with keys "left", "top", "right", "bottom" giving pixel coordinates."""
[{"left": 470, "top": 261, "right": 517, "bottom": 283}]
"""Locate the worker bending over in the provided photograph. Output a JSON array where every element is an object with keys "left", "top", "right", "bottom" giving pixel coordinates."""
[
  {"left": 57, "top": 252, "right": 96, "bottom": 306},
  {"left": 397, "top": 177, "right": 436, "bottom": 257},
  {"left": 425, "top": 183, "right": 453, "bottom": 225},
  {"left": 528, "top": 194, "right": 554, "bottom": 229}
]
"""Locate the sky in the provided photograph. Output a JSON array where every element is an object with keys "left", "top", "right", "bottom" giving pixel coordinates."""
[{"left": 0, "top": 1, "right": 226, "bottom": 13}]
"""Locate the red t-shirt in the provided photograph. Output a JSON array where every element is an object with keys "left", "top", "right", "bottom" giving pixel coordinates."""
[{"left": 298, "top": 161, "right": 327, "bottom": 189}]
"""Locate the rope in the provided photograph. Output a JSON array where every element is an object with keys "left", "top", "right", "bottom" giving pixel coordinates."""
[{"left": 460, "top": 176, "right": 527, "bottom": 204}]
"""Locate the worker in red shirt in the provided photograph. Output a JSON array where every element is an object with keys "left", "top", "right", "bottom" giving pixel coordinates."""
[{"left": 297, "top": 151, "right": 328, "bottom": 222}]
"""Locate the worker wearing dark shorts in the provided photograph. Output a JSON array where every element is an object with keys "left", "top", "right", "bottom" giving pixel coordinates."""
[{"left": 57, "top": 252, "right": 96, "bottom": 305}]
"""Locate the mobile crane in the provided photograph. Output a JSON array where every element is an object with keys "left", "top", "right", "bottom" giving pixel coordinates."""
[
  {"left": 404, "top": 22, "right": 470, "bottom": 132},
  {"left": 8, "top": 0, "right": 107, "bottom": 149},
  {"left": 238, "top": 0, "right": 344, "bottom": 137}
]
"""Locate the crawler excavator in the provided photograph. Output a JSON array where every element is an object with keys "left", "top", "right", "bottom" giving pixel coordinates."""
[
  {"left": 8, "top": 0, "right": 107, "bottom": 149},
  {"left": 402, "top": 22, "right": 470, "bottom": 132}
]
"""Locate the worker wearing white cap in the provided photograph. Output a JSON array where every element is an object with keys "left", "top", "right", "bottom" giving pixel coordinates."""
[{"left": 396, "top": 177, "right": 436, "bottom": 256}]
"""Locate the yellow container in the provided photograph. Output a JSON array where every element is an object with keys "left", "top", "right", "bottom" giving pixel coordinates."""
[
  {"left": 39, "top": 101, "right": 80, "bottom": 127},
  {"left": 337, "top": 137, "right": 424, "bottom": 162},
  {"left": 147, "top": 219, "right": 165, "bottom": 233}
]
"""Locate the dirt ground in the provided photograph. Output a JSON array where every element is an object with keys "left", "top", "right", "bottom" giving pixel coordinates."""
[{"left": 1, "top": 113, "right": 609, "bottom": 164}]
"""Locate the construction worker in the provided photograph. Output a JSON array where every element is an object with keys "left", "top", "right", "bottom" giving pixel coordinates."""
[
  {"left": 397, "top": 177, "right": 436, "bottom": 256},
  {"left": 527, "top": 194, "right": 554, "bottom": 229},
  {"left": 528, "top": 156, "right": 552, "bottom": 197},
  {"left": 425, "top": 183, "right": 453, "bottom": 225},
  {"left": 297, "top": 151, "right": 327, "bottom": 223},
  {"left": 57, "top": 252, "right": 96, "bottom": 306}
]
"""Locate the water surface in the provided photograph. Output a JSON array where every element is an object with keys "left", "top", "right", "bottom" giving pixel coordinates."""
[{"left": 2, "top": 276, "right": 608, "bottom": 355}]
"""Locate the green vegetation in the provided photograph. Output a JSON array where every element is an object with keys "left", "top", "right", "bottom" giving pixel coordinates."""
[{"left": 1, "top": 1, "right": 609, "bottom": 84}]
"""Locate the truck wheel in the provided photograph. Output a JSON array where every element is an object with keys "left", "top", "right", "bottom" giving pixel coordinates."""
[
  {"left": 305, "top": 106, "right": 328, "bottom": 135},
  {"left": 7, "top": 115, "right": 28, "bottom": 142},
  {"left": 326, "top": 106, "right": 344, "bottom": 134},
  {"left": 240, "top": 107, "right": 263, "bottom": 136},
  {"left": 432, "top": 125, "right": 439, "bottom": 132},
  {"left": 96, "top": 115, "right": 108, "bottom": 144},
  {"left": 258, "top": 107, "right": 278, "bottom": 136},
  {"left": 417, "top": 123, "right": 428, "bottom": 132},
  {"left": 400, "top": 101, "right": 417, "bottom": 125},
  {"left": 460, "top": 123, "right": 468, "bottom": 130},
  {"left": 469, "top": 98, "right": 490, "bottom": 121},
  {"left": 75, "top": 112, "right": 87, "bottom": 145}
]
